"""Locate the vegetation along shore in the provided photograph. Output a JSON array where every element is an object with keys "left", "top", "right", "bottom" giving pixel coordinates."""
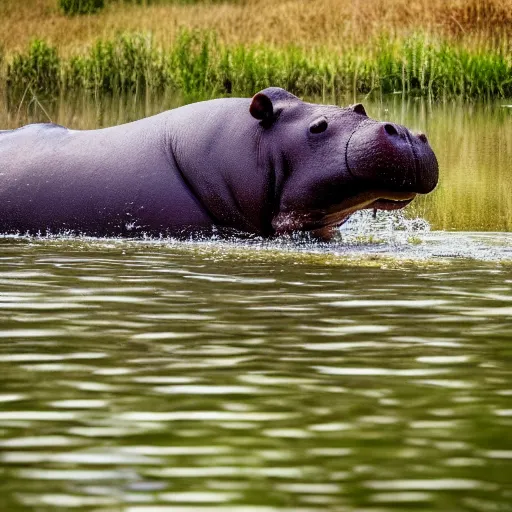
[{"left": 1, "top": 0, "right": 511, "bottom": 99}]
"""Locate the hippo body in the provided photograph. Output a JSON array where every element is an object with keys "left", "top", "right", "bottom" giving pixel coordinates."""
[{"left": 0, "top": 88, "right": 438, "bottom": 238}]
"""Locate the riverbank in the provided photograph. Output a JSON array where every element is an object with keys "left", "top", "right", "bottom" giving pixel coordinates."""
[
  {"left": 1, "top": 31, "right": 511, "bottom": 100},
  {"left": 1, "top": 0, "right": 511, "bottom": 100}
]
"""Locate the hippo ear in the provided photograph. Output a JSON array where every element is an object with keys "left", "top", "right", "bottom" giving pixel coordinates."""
[
  {"left": 250, "top": 93, "right": 274, "bottom": 121},
  {"left": 250, "top": 87, "right": 300, "bottom": 124},
  {"left": 350, "top": 103, "right": 367, "bottom": 116}
]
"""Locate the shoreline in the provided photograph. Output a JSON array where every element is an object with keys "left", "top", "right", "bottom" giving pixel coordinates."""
[{"left": 1, "top": 31, "right": 511, "bottom": 100}]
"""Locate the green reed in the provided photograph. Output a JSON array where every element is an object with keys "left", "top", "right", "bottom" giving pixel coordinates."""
[{"left": 2, "top": 31, "right": 512, "bottom": 100}]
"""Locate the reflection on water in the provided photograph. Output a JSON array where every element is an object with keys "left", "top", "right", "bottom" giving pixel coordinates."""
[
  {"left": 1, "top": 90, "right": 511, "bottom": 510},
  {"left": 0, "top": 234, "right": 511, "bottom": 511},
  {"left": 1, "top": 91, "right": 511, "bottom": 231}
]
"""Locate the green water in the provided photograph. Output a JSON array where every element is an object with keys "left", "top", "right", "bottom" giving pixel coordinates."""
[
  {"left": 1, "top": 94, "right": 512, "bottom": 511},
  {"left": 0, "top": 237, "right": 512, "bottom": 511}
]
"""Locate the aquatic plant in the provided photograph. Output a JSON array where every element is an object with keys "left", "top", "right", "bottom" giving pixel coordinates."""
[
  {"left": 65, "top": 34, "right": 167, "bottom": 92},
  {"left": 7, "top": 40, "right": 60, "bottom": 93},
  {"left": 4, "top": 31, "right": 512, "bottom": 100}
]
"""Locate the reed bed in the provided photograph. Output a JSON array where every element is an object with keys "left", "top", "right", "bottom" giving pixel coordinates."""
[
  {"left": 2, "top": 31, "right": 511, "bottom": 100},
  {"left": 0, "top": 0, "right": 511, "bottom": 100}
]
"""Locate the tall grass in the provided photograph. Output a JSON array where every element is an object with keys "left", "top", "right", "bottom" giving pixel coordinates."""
[
  {"left": 3, "top": 31, "right": 512, "bottom": 100},
  {"left": 1, "top": 0, "right": 511, "bottom": 57}
]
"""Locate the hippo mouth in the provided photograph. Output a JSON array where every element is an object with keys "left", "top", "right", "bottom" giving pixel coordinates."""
[{"left": 272, "top": 190, "right": 416, "bottom": 234}]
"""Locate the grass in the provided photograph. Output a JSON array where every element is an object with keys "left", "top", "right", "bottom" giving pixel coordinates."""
[
  {"left": 1, "top": 0, "right": 511, "bottom": 55},
  {"left": 2, "top": 31, "right": 512, "bottom": 100},
  {"left": 0, "top": 0, "right": 511, "bottom": 99}
]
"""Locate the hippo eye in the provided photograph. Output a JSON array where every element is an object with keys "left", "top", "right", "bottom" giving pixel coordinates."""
[{"left": 309, "top": 117, "right": 328, "bottom": 134}]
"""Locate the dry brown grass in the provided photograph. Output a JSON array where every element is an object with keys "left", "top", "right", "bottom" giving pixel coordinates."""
[{"left": 1, "top": 0, "right": 511, "bottom": 56}]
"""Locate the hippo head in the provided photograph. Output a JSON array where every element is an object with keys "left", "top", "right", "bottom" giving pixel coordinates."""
[{"left": 250, "top": 88, "right": 438, "bottom": 238}]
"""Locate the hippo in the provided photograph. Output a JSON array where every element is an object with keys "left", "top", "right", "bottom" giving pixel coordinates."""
[{"left": 0, "top": 88, "right": 438, "bottom": 239}]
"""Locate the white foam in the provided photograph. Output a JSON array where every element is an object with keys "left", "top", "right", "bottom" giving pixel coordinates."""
[{"left": 2, "top": 210, "right": 512, "bottom": 262}]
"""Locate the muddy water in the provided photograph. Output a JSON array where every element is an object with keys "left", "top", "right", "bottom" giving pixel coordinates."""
[{"left": 0, "top": 94, "right": 512, "bottom": 511}]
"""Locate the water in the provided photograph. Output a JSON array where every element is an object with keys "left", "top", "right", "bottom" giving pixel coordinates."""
[
  {"left": 0, "top": 230, "right": 511, "bottom": 511},
  {"left": 1, "top": 94, "right": 512, "bottom": 511}
]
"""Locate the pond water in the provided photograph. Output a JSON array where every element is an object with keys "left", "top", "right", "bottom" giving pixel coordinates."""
[
  {"left": 0, "top": 93, "right": 511, "bottom": 511},
  {"left": 1, "top": 234, "right": 512, "bottom": 512}
]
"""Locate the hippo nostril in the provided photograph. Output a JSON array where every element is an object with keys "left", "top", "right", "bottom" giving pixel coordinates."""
[
  {"left": 384, "top": 123, "right": 399, "bottom": 137},
  {"left": 417, "top": 133, "right": 428, "bottom": 143}
]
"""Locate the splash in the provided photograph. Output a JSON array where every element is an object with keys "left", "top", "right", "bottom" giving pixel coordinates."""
[
  {"left": 1, "top": 211, "right": 512, "bottom": 263},
  {"left": 335, "top": 210, "right": 512, "bottom": 262},
  {"left": 337, "top": 209, "right": 430, "bottom": 246}
]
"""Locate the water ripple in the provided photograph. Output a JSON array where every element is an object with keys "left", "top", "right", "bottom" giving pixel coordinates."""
[{"left": 0, "top": 236, "right": 511, "bottom": 511}]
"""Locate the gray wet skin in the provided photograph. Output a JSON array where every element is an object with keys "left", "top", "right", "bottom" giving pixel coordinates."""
[{"left": 0, "top": 88, "right": 438, "bottom": 239}]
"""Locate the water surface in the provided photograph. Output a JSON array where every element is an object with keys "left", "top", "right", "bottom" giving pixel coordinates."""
[{"left": 1, "top": 232, "right": 511, "bottom": 511}]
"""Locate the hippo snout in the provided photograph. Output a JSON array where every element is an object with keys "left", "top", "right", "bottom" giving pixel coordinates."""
[{"left": 346, "top": 121, "right": 439, "bottom": 194}]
